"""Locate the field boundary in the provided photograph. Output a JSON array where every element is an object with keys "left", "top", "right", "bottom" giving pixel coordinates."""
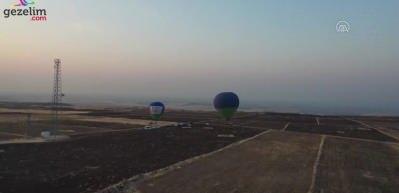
[
  {"left": 0, "top": 127, "right": 144, "bottom": 145},
  {"left": 283, "top": 128, "right": 399, "bottom": 145},
  {"left": 326, "top": 133, "right": 398, "bottom": 145},
  {"left": 69, "top": 127, "right": 140, "bottom": 137},
  {"left": 96, "top": 129, "right": 273, "bottom": 193},
  {"left": 348, "top": 119, "right": 399, "bottom": 142},
  {"left": 282, "top": 122, "right": 291, "bottom": 131},
  {"left": 0, "top": 131, "right": 26, "bottom": 137},
  {"left": 307, "top": 135, "right": 326, "bottom": 193}
]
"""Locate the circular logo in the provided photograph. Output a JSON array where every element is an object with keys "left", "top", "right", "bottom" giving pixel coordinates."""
[{"left": 336, "top": 21, "right": 350, "bottom": 33}]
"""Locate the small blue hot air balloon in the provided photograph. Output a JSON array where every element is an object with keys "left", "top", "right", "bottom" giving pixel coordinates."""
[
  {"left": 213, "top": 92, "right": 239, "bottom": 120},
  {"left": 149, "top": 102, "right": 165, "bottom": 120}
]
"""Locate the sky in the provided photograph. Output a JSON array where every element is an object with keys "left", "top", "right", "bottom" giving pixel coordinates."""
[{"left": 0, "top": 0, "right": 398, "bottom": 113}]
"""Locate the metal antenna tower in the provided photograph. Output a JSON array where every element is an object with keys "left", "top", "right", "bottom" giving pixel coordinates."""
[{"left": 52, "top": 58, "right": 63, "bottom": 135}]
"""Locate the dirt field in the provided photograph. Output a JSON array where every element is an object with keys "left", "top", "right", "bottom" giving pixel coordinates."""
[
  {"left": 134, "top": 131, "right": 321, "bottom": 193},
  {"left": 0, "top": 108, "right": 259, "bottom": 140},
  {"left": 286, "top": 118, "right": 397, "bottom": 142},
  {"left": 0, "top": 108, "right": 179, "bottom": 140},
  {"left": 356, "top": 118, "right": 399, "bottom": 140},
  {"left": 0, "top": 117, "right": 144, "bottom": 139},
  {"left": 239, "top": 119, "right": 288, "bottom": 130},
  {"left": 1, "top": 105, "right": 399, "bottom": 193},
  {"left": 231, "top": 113, "right": 290, "bottom": 129},
  {"left": 315, "top": 137, "right": 399, "bottom": 193},
  {"left": 320, "top": 117, "right": 360, "bottom": 125},
  {"left": 0, "top": 108, "right": 88, "bottom": 115},
  {"left": 0, "top": 133, "right": 21, "bottom": 141},
  {"left": 85, "top": 108, "right": 220, "bottom": 123},
  {"left": 0, "top": 124, "right": 264, "bottom": 193},
  {"left": 78, "top": 117, "right": 175, "bottom": 127}
]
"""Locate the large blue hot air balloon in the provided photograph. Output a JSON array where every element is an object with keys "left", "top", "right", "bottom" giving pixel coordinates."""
[
  {"left": 213, "top": 92, "right": 239, "bottom": 120},
  {"left": 149, "top": 102, "right": 165, "bottom": 120}
]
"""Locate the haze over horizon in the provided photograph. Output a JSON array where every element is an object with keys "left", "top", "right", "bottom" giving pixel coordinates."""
[{"left": 1, "top": 0, "right": 398, "bottom": 114}]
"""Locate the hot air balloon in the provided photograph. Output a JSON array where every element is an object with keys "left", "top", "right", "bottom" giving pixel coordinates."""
[
  {"left": 213, "top": 92, "right": 239, "bottom": 120},
  {"left": 149, "top": 102, "right": 165, "bottom": 120}
]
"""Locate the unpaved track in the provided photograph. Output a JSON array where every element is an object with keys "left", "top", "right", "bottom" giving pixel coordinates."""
[
  {"left": 307, "top": 135, "right": 326, "bottom": 193},
  {"left": 322, "top": 133, "right": 398, "bottom": 145},
  {"left": 348, "top": 119, "right": 399, "bottom": 141},
  {"left": 130, "top": 131, "right": 321, "bottom": 193},
  {"left": 282, "top": 122, "right": 291, "bottom": 131},
  {"left": 284, "top": 129, "right": 399, "bottom": 145},
  {"left": 0, "top": 132, "right": 25, "bottom": 137},
  {"left": 77, "top": 117, "right": 175, "bottom": 127},
  {"left": 98, "top": 129, "right": 272, "bottom": 193},
  {"left": 0, "top": 108, "right": 88, "bottom": 115}
]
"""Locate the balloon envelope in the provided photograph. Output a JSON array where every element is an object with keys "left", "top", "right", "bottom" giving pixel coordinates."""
[
  {"left": 149, "top": 102, "right": 165, "bottom": 120},
  {"left": 213, "top": 92, "right": 239, "bottom": 120}
]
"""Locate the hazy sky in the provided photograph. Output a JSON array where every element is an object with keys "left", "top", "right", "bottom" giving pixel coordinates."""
[{"left": 1, "top": 0, "right": 398, "bottom": 109}]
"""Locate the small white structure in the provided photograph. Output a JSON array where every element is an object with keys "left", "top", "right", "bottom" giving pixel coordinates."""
[
  {"left": 41, "top": 131, "right": 51, "bottom": 139},
  {"left": 41, "top": 131, "right": 69, "bottom": 141}
]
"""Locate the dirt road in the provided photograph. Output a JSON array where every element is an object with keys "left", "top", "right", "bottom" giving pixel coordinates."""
[{"left": 132, "top": 131, "right": 321, "bottom": 193}]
